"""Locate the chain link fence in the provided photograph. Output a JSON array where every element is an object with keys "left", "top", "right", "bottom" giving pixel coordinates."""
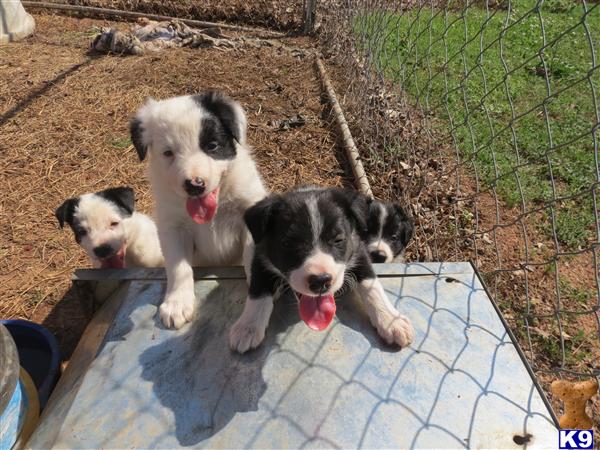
[{"left": 318, "top": 0, "right": 599, "bottom": 417}]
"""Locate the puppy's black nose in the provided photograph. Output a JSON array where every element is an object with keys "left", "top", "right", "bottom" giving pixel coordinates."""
[
  {"left": 184, "top": 177, "right": 205, "bottom": 196},
  {"left": 308, "top": 273, "right": 333, "bottom": 293},
  {"left": 370, "top": 250, "right": 388, "bottom": 263},
  {"left": 93, "top": 244, "right": 113, "bottom": 258}
]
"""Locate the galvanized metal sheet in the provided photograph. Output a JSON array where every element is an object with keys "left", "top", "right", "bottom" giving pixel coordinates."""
[{"left": 28, "top": 263, "right": 558, "bottom": 449}]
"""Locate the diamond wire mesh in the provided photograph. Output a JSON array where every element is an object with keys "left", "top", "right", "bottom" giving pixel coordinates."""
[{"left": 318, "top": 0, "right": 600, "bottom": 404}]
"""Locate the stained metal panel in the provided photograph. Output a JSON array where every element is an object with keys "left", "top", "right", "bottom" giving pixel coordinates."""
[{"left": 27, "top": 263, "right": 558, "bottom": 449}]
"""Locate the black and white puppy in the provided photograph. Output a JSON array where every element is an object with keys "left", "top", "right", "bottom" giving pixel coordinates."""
[
  {"left": 131, "top": 91, "right": 267, "bottom": 329},
  {"left": 365, "top": 199, "right": 414, "bottom": 263},
  {"left": 55, "top": 187, "right": 163, "bottom": 268},
  {"left": 229, "top": 186, "right": 414, "bottom": 354}
]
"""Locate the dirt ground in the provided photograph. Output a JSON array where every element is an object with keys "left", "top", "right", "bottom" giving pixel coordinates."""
[{"left": 0, "top": 13, "right": 346, "bottom": 357}]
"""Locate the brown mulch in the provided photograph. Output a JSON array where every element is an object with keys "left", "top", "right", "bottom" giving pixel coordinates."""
[{"left": 0, "top": 13, "right": 346, "bottom": 358}]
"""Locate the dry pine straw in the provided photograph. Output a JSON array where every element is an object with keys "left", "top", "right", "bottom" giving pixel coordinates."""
[{"left": 0, "top": 14, "right": 346, "bottom": 345}]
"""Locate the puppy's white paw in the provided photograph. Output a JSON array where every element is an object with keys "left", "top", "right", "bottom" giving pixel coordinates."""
[
  {"left": 159, "top": 291, "right": 195, "bottom": 329},
  {"left": 372, "top": 312, "right": 415, "bottom": 347},
  {"left": 229, "top": 318, "right": 266, "bottom": 354}
]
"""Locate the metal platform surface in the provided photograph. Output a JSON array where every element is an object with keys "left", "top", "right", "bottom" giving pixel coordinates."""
[{"left": 27, "top": 263, "right": 558, "bottom": 449}]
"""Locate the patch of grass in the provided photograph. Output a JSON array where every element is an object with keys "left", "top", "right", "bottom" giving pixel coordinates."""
[
  {"left": 111, "top": 137, "right": 132, "bottom": 149},
  {"left": 357, "top": 1, "right": 599, "bottom": 248},
  {"left": 533, "top": 325, "right": 591, "bottom": 367},
  {"left": 68, "top": 27, "right": 104, "bottom": 39},
  {"left": 560, "top": 277, "right": 595, "bottom": 307}
]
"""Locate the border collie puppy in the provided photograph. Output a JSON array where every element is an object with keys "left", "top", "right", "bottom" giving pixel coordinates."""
[
  {"left": 365, "top": 199, "right": 414, "bottom": 263},
  {"left": 55, "top": 186, "right": 163, "bottom": 268},
  {"left": 130, "top": 91, "right": 267, "bottom": 329},
  {"left": 229, "top": 187, "right": 414, "bottom": 354}
]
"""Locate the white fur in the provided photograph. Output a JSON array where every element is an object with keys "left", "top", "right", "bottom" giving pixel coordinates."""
[
  {"left": 229, "top": 295, "right": 274, "bottom": 353},
  {"left": 366, "top": 240, "right": 395, "bottom": 263},
  {"left": 288, "top": 250, "right": 346, "bottom": 296},
  {"left": 356, "top": 278, "right": 414, "bottom": 347},
  {"left": 366, "top": 202, "right": 395, "bottom": 263},
  {"left": 135, "top": 95, "right": 267, "bottom": 329},
  {"left": 74, "top": 194, "right": 163, "bottom": 268}
]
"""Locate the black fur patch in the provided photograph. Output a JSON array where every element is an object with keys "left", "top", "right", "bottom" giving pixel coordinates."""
[
  {"left": 244, "top": 194, "right": 282, "bottom": 245},
  {"left": 198, "top": 116, "right": 237, "bottom": 160},
  {"left": 96, "top": 186, "right": 135, "bottom": 217},
  {"left": 55, "top": 197, "right": 87, "bottom": 243},
  {"left": 55, "top": 197, "right": 80, "bottom": 229},
  {"left": 193, "top": 91, "right": 243, "bottom": 159},
  {"left": 130, "top": 118, "right": 147, "bottom": 161}
]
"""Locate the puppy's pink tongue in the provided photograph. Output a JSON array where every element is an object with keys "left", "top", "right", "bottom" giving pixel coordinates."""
[
  {"left": 186, "top": 188, "right": 219, "bottom": 224},
  {"left": 100, "top": 246, "right": 125, "bottom": 269},
  {"left": 298, "top": 293, "right": 336, "bottom": 331}
]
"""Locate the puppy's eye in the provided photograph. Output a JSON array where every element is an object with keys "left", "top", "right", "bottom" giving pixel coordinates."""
[
  {"left": 75, "top": 227, "right": 87, "bottom": 237},
  {"left": 205, "top": 142, "right": 219, "bottom": 152},
  {"left": 163, "top": 149, "right": 174, "bottom": 157},
  {"left": 391, "top": 233, "right": 399, "bottom": 241},
  {"left": 330, "top": 235, "right": 345, "bottom": 246},
  {"left": 110, "top": 221, "right": 120, "bottom": 228}
]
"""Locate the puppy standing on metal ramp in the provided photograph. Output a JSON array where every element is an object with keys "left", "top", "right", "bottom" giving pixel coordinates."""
[
  {"left": 55, "top": 186, "right": 164, "bottom": 269},
  {"left": 229, "top": 186, "right": 414, "bottom": 353},
  {"left": 130, "top": 91, "right": 267, "bottom": 329}
]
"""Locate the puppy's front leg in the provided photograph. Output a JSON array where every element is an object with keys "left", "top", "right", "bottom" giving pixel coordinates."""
[
  {"left": 158, "top": 226, "right": 195, "bottom": 329},
  {"left": 354, "top": 253, "right": 414, "bottom": 347},
  {"left": 229, "top": 256, "right": 275, "bottom": 353}
]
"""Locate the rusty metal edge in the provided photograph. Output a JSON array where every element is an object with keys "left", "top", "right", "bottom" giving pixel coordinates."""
[{"left": 71, "top": 262, "right": 475, "bottom": 283}]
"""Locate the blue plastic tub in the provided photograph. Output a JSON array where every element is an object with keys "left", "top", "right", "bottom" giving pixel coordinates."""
[
  {"left": 0, "top": 320, "right": 61, "bottom": 410},
  {"left": 1, "top": 324, "right": 39, "bottom": 449}
]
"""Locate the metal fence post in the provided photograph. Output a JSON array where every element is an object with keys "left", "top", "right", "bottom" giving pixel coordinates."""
[{"left": 304, "top": 0, "right": 317, "bottom": 34}]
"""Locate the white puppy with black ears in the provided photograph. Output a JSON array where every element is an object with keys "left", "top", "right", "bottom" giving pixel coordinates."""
[
  {"left": 130, "top": 91, "right": 267, "bottom": 329},
  {"left": 55, "top": 186, "right": 164, "bottom": 269}
]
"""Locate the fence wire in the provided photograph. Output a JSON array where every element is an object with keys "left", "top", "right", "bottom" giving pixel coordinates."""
[{"left": 318, "top": 0, "right": 600, "bottom": 400}]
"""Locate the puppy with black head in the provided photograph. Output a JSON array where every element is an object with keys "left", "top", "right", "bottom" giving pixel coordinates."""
[
  {"left": 130, "top": 91, "right": 267, "bottom": 329},
  {"left": 55, "top": 186, "right": 163, "bottom": 268},
  {"left": 365, "top": 199, "right": 414, "bottom": 263},
  {"left": 229, "top": 186, "right": 414, "bottom": 354}
]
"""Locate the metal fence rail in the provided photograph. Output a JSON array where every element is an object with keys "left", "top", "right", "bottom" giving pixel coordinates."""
[
  {"left": 25, "top": 0, "right": 305, "bottom": 30},
  {"left": 318, "top": 0, "right": 600, "bottom": 395}
]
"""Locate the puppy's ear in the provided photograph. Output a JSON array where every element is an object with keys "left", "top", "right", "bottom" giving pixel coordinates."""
[
  {"left": 130, "top": 117, "right": 147, "bottom": 161},
  {"left": 55, "top": 198, "right": 78, "bottom": 228},
  {"left": 97, "top": 187, "right": 135, "bottom": 217},
  {"left": 244, "top": 195, "right": 281, "bottom": 244},
  {"left": 331, "top": 188, "right": 370, "bottom": 233},
  {"left": 194, "top": 91, "right": 247, "bottom": 145},
  {"left": 394, "top": 204, "right": 414, "bottom": 247}
]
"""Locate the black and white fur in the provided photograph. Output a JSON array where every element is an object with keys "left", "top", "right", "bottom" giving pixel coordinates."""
[
  {"left": 55, "top": 187, "right": 163, "bottom": 268},
  {"left": 365, "top": 199, "right": 414, "bottom": 263},
  {"left": 130, "top": 91, "right": 267, "bottom": 329},
  {"left": 229, "top": 186, "right": 414, "bottom": 353}
]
